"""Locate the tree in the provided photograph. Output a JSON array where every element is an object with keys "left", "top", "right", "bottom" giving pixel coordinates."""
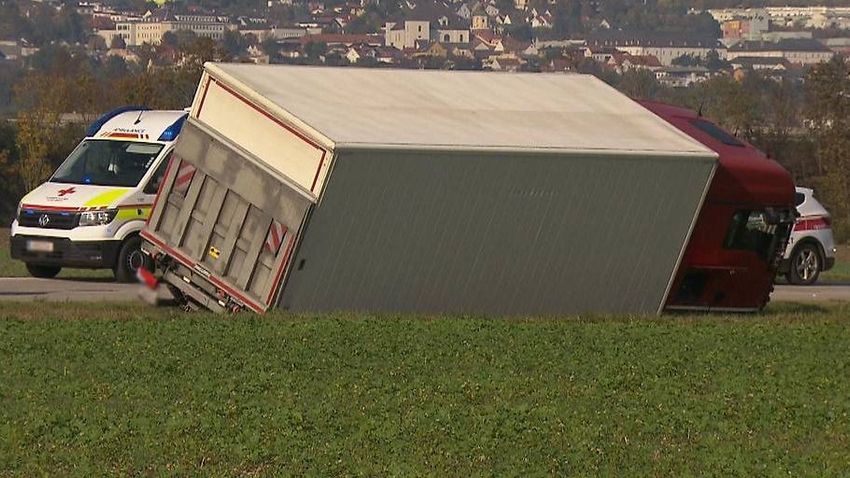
[
  {"left": 617, "top": 69, "right": 662, "bottom": 100},
  {"left": 89, "top": 35, "right": 108, "bottom": 52},
  {"left": 222, "top": 29, "right": 246, "bottom": 58},
  {"left": 804, "top": 56, "right": 850, "bottom": 241},
  {"left": 672, "top": 54, "right": 699, "bottom": 67},
  {"left": 261, "top": 37, "right": 281, "bottom": 58},
  {"left": 705, "top": 49, "right": 728, "bottom": 71},
  {"left": 0, "top": 120, "right": 21, "bottom": 221},
  {"left": 110, "top": 35, "right": 127, "bottom": 50},
  {"left": 161, "top": 31, "right": 179, "bottom": 48},
  {"left": 103, "top": 55, "right": 129, "bottom": 79},
  {"left": 304, "top": 41, "right": 328, "bottom": 60},
  {"left": 694, "top": 75, "right": 760, "bottom": 139}
]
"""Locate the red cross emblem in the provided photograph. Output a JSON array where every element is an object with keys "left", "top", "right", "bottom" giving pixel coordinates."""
[{"left": 57, "top": 187, "right": 76, "bottom": 196}]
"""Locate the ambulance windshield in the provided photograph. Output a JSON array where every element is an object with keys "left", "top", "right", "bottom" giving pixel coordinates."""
[{"left": 51, "top": 140, "right": 164, "bottom": 187}]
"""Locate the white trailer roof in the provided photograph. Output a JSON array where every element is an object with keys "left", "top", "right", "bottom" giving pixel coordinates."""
[{"left": 207, "top": 63, "right": 715, "bottom": 157}]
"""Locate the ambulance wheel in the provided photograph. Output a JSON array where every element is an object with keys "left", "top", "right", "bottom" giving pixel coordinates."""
[
  {"left": 114, "top": 236, "right": 150, "bottom": 283},
  {"left": 26, "top": 264, "right": 61, "bottom": 279},
  {"left": 786, "top": 243, "right": 821, "bottom": 286}
]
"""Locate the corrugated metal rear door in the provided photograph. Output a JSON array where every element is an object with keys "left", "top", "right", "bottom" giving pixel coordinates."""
[{"left": 144, "top": 118, "right": 313, "bottom": 312}]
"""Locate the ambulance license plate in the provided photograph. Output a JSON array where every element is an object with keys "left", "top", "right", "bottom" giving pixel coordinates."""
[{"left": 27, "top": 240, "right": 54, "bottom": 253}]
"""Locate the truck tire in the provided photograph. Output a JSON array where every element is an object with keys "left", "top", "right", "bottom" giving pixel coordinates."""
[
  {"left": 26, "top": 264, "right": 61, "bottom": 279},
  {"left": 786, "top": 242, "right": 821, "bottom": 285},
  {"left": 114, "top": 236, "right": 150, "bottom": 283}
]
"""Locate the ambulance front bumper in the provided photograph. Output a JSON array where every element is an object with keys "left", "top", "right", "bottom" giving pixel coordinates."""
[{"left": 10, "top": 234, "right": 121, "bottom": 268}]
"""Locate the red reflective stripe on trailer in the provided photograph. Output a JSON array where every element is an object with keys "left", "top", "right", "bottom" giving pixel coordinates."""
[
  {"left": 266, "top": 231, "right": 297, "bottom": 305},
  {"left": 173, "top": 162, "right": 196, "bottom": 195},
  {"left": 176, "top": 170, "right": 195, "bottom": 186},
  {"left": 141, "top": 231, "right": 266, "bottom": 314},
  {"left": 207, "top": 77, "right": 328, "bottom": 193},
  {"left": 310, "top": 150, "right": 327, "bottom": 193},
  {"left": 21, "top": 204, "right": 81, "bottom": 212},
  {"left": 265, "top": 221, "right": 285, "bottom": 254}
]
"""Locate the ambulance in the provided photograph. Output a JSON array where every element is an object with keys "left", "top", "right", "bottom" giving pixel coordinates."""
[{"left": 10, "top": 107, "right": 187, "bottom": 281}]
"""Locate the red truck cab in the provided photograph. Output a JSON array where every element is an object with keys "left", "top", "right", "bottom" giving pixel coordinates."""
[{"left": 639, "top": 101, "right": 797, "bottom": 312}]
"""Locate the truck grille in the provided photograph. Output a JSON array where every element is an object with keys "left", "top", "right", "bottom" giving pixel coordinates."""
[{"left": 18, "top": 209, "right": 79, "bottom": 230}]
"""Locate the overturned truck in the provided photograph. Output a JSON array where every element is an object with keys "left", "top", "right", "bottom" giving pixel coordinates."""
[{"left": 141, "top": 63, "right": 723, "bottom": 315}]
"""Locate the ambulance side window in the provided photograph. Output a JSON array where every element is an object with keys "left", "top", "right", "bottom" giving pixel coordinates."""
[{"left": 143, "top": 151, "right": 173, "bottom": 195}]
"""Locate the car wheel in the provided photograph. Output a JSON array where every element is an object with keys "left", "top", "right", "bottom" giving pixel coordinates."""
[
  {"left": 788, "top": 243, "right": 821, "bottom": 285},
  {"left": 25, "top": 264, "right": 61, "bottom": 279},
  {"left": 114, "top": 236, "right": 150, "bottom": 283}
]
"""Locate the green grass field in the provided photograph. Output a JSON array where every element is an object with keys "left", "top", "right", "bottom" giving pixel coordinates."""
[
  {"left": 821, "top": 244, "right": 850, "bottom": 282},
  {"left": 1, "top": 301, "right": 849, "bottom": 475}
]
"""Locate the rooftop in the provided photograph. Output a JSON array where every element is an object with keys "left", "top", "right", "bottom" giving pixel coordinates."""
[
  {"left": 587, "top": 31, "right": 723, "bottom": 49},
  {"left": 728, "top": 38, "right": 831, "bottom": 52},
  {"left": 206, "top": 63, "right": 715, "bottom": 157}
]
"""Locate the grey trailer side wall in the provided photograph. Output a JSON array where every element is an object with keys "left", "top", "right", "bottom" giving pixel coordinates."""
[{"left": 279, "top": 150, "right": 716, "bottom": 316}]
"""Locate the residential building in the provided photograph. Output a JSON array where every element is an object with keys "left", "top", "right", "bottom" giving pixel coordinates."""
[
  {"left": 655, "top": 66, "right": 712, "bottom": 88},
  {"left": 721, "top": 17, "right": 768, "bottom": 44},
  {"left": 607, "top": 52, "right": 663, "bottom": 74},
  {"left": 822, "top": 37, "right": 850, "bottom": 55},
  {"left": 707, "top": 7, "right": 850, "bottom": 29},
  {"left": 385, "top": 20, "right": 431, "bottom": 49},
  {"left": 300, "top": 33, "right": 383, "bottom": 49},
  {"left": 729, "top": 56, "right": 790, "bottom": 71},
  {"left": 99, "top": 13, "right": 228, "bottom": 46},
  {"left": 385, "top": 2, "right": 470, "bottom": 50},
  {"left": 586, "top": 32, "right": 726, "bottom": 66},
  {"left": 726, "top": 38, "right": 834, "bottom": 65},
  {"left": 472, "top": 13, "right": 489, "bottom": 30},
  {"left": 240, "top": 27, "right": 309, "bottom": 40}
]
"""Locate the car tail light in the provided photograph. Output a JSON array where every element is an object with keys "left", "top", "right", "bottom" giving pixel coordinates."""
[{"left": 793, "top": 215, "right": 831, "bottom": 231}]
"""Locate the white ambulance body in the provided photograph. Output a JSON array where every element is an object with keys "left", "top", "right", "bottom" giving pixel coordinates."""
[{"left": 10, "top": 107, "right": 187, "bottom": 281}]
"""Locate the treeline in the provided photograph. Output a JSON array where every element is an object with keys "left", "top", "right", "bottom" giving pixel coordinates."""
[
  {"left": 0, "top": 41, "right": 848, "bottom": 241},
  {"left": 0, "top": 37, "right": 220, "bottom": 220},
  {"left": 600, "top": 58, "right": 849, "bottom": 240},
  {"left": 0, "top": 1, "right": 88, "bottom": 47}
]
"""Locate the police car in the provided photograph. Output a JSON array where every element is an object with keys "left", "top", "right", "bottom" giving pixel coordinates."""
[{"left": 10, "top": 107, "right": 187, "bottom": 281}]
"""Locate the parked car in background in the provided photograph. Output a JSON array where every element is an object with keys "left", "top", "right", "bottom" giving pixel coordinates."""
[{"left": 780, "top": 187, "right": 837, "bottom": 285}]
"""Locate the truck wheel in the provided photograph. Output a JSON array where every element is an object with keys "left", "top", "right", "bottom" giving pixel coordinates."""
[
  {"left": 114, "top": 236, "right": 150, "bottom": 283},
  {"left": 787, "top": 243, "right": 821, "bottom": 285},
  {"left": 26, "top": 264, "right": 61, "bottom": 279}
]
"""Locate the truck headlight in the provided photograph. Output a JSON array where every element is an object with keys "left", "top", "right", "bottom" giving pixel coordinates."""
[{"left": 79, "top": 209, "right": 118, "bottom": 226}]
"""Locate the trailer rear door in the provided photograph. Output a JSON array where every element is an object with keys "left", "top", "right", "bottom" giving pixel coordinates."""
[{"left": 142, "top": 119, "right": 314, "bottom": 312}]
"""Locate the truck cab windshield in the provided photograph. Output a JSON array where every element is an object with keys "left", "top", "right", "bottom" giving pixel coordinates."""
[{"left": 51, "top": 140, "right": 164, "bottom": 187}]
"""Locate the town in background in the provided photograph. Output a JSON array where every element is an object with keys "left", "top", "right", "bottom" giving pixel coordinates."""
[{"left": 0, "top": 0, "right": 849, "bottom": 238}]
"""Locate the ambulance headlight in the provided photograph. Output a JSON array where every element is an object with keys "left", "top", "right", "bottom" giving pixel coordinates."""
[{"left": 79, "top": 209, "right": 118, "bottom": 226}]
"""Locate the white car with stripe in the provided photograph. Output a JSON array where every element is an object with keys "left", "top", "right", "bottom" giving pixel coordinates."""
[
  {"left": 10, "top": 107, "right": 187, "bottom": 281},
  {"left": 780, "top": 187, "right": 837, "bottom": 285}
]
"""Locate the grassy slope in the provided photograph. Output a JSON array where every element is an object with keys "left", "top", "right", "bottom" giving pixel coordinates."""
[
  {"left": 821, "top": 244, "right": 850, "bottom": 282},
  {"left": 1, "top": 302, "right": 849, "bottom": 475},
  {"left": 0, "top": 228, "right": 111, "bottom": 279}
]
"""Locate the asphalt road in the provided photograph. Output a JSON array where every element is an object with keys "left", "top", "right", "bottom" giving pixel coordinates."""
[
  {"left": 0, "top": 277, "right": 848, "bottom": 305},
  {"left": 0, "top": 277, "right": 140, "bottom": 302},
  {"left": 771, "top": 283, "right": 850, "bottom": 303}
]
